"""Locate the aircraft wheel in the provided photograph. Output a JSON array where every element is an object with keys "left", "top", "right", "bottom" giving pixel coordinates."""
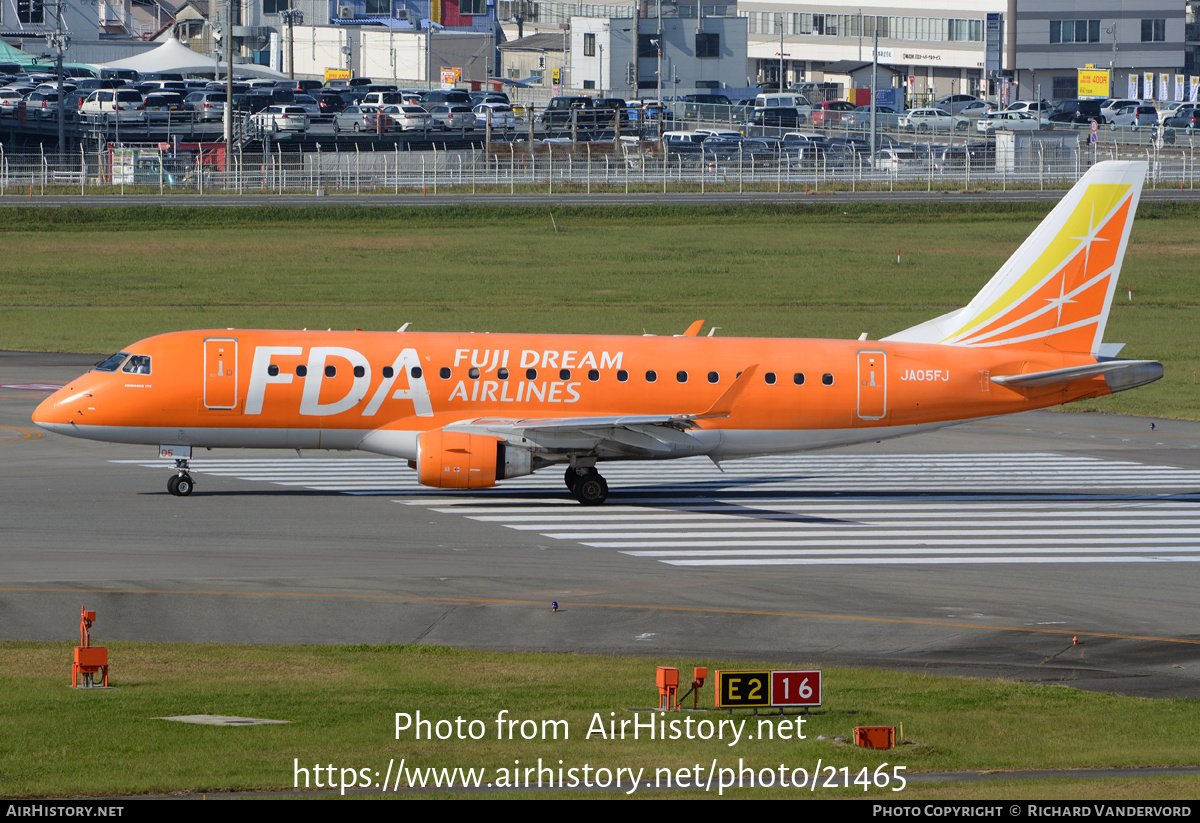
[
  {"left": 572, "top": 472, "right": 608, "bottom": 506},
  {"left": 175, "top": 473, "right": 194, "bottom": 496},
  {"left": 564, "top": 467, "right": 578, "bottom": 492},
  {"left": 167, "top": 474, "right": 180, "bottom": 495}
]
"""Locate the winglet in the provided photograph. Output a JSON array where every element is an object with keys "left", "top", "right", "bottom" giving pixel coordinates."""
[
  {"left": 696, "top": 365, "right": 758, "bottom": 419},
  {"left": 679, "top": 320, "right": 705, "bottom": 337}
]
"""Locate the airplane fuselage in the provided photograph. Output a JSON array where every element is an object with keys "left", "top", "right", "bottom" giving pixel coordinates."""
[{"left": 34, "top": 328, "right": 1112, "bottom": 460}]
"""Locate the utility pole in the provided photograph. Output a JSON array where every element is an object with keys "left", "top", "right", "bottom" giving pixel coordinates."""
[
  {"left": 48, "top": 0, "right": 69, "bottom": 160},
  {"left": 223, "top": 0, "right": 233, "bottom": 145},
  {"left": 281, "top": 8, "right": 303, "bottom": 80}
]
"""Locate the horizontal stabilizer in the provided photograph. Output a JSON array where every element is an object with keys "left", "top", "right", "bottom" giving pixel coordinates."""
[{"left": 991, "top": 359, "right": 1162, "bottom": 392}]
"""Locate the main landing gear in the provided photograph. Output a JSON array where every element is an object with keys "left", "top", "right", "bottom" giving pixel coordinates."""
[
  {"left": 167, "top": 459, "right": 194, "bottom": 497},
  {"left": 565, "top": 466, "right": 608, "bottom": 506}
]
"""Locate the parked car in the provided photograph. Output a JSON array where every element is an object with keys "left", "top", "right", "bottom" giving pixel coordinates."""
[
  {"left": 251, "top": 105, "right": 310, "bottom": 134},
  {"left": 681, "top": 93, "right": 734, "bottom": 120},
  {"left": 1164, "top": 103, "right": 1200, "bottom": 130},
  {"left": 1100, "top": 98, "right": 1143, "bottom": 122},
  {"left": 781, "top": 131, "right": 830, "bottom": 166},
  {"left": 25, "top": 89, "right": 66, "bottom": 119},
  {"left": 379, "top": 104, "right": 433, "bottom": 131},
  {"left": 333, "top": 104, "right": 382, "bottom": 133},
  {"left": 472, "top": 102, "right": 517, "bottom": 130},
  {"left": 313, "top": 92, "right": 346, "bottom": 117},
  {"left": 81, "top": 88, "right": 145, "bottom": 122},
  {"left": 740, "top": 106, "right": 802, "bottom": 136},
  {"left": 900, "top": 107, "right": 969, "bottom": 133},
  {"left": 935, "top": 94, "right": 985, "bottom": 115},
  {"left": 183, "top": 91, "right": 226, "bottom": 121},
  {"left": 292, "top": 93, "right": 322, "bottom": 119},
  {"left": 1048, "top": 98, "right": 1106, "bottom": 125},
  {"left": 810, "top": 100, "right": 856, "bottom": 127},
  {"left": 956, "top": 100, "right": 994, "bottom": 119},
  {"left": 427, "top": 104, "right": 475, "bottom": 131},
  {"left": 976, "top": 111, "right": 1042, "bottom": 133},
  {"left": 1109, "top": 105, "right": 1160, "bottom": 129},
  {"left": 873, "top": 146, "right": 918, "bottom": 171},
  {"left": 844, "top": 105, "right": 906, "bottom": 130},
  {"left": 143, "top": 92, "right": 185, "bottom": 122}
]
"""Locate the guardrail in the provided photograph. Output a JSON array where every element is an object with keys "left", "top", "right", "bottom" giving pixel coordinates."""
[{"left": 1, "top": 137, "right": 1197, "bottom": 197}]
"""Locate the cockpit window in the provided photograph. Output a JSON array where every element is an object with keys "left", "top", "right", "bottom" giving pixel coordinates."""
[
  {"left": 94, "top": 352, "right": 129, "bottom": 372},
  {"left": 121, "top": 355, "right": 152, "bottom": 375}
]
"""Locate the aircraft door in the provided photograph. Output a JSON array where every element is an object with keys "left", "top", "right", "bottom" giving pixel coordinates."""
[
  {"left": 856, "top": 349, "right": 887, "bottom": 420},
  {"left": 204, "top": 337, "right": 238, "bottom": 410}
]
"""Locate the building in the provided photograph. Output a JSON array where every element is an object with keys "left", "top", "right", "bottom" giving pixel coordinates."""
[
  {"left": 1011, "top": 0, "right": 1187, "bottom": 102},
  {"left": 571, "top": 11, "right": 748, "bottom": 95}
]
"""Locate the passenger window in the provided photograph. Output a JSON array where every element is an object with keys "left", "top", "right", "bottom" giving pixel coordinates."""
[
  {"left": 325, "top": 365, "right": 336, "bottom": 378},
  {"left": 587, "top": 369, "right": 599, "bottom": 382},
  {"left": 267, "top": 364, "right": 279, "bottom": 377},
  {"left": 645, "top": 370, "right": 657, "bottom": 383},
  {"left": 676, "top": 371, "right": 688, "bottom": 383},
  {"left": 617, "top": 370, "right": 628, "bottom": 382},
  {"left": 296, "top": 365, "right": 308, "bottom": 377},
  {"left": 822, "top": 373, "right": 834, "bottom": 385},
  {"left": 765, "top": 372, "right": 776, "bottom": 385},
  {"left": 383, "top": 366, "right": 394, "bottom": 378},
  {"left": 498, "top": 368, "right": 509, "bottom": 380},
  {"left": 469, "top": 367, "right": 480, "bottom": 379},
  {"left": 439, "top": 367, "right": 450, "bottom": 379},
  {"left": 411, "top": 366, "right": 422, "bottom": 379},
  {"left": 353, "top": 365, "right": 365, "bottom": 378},
  {"left": 708, "top": 371, "right": 719, "bottom": 384},
  {"left": 794, "top": 373, "right": 805, "bottom": 385},
  {"left": 526, "top": 368, "right": 537, "bottom": 380},
  {"left": 560, "top": 369, "right": 571, "bottom": 381}
]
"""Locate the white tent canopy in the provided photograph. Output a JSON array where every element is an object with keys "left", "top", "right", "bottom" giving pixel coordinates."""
[{"left": 97, "top": 37, "right": 286, "bottom": 79}]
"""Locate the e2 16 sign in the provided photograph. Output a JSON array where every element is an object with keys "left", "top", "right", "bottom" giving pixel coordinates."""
[{"left": 714, "top": 670, "right": 821, "bottom": 708}]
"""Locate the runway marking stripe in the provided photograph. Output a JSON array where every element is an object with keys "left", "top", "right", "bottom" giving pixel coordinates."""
[
  {"left": 623, "top": 544, "right": 1200, "bottom": 556},
  {"left": 660, "top": 556, "right": 1200, "bottom": 566},
  {"left": 115, "top": 452, "right": 1200, "bottom": 567}
]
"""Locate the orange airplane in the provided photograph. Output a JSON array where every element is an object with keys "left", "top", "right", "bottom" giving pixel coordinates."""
[{"left": 33, "top": 161, "right": 1162, "bottom": 505}]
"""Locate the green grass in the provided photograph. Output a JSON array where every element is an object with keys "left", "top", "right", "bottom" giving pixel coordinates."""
[
  {"left": 4, "top": 642, "right": 1199, "bottom": 798},
  {"left": 1, "top": 202, "right": 1198, "bottom": 418}
]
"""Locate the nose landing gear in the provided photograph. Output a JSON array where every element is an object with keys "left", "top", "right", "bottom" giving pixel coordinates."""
[{"left": 167, "top": 459, "right": 194, "bottom": 496}]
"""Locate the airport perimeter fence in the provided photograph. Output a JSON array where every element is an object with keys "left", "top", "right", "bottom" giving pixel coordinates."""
[{"left": 2, "top": 138, "right": 1200, "bottom": 197}]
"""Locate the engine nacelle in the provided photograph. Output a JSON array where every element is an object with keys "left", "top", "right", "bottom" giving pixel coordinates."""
[{"left": 415, "top": 429, "right": 533, "bottom": 489}]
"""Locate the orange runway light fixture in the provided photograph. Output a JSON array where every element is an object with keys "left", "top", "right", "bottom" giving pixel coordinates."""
[
  {"left": 657, "top": 666, "right": 680, "bottom": 710},
  {"left": 854, "top": 726, "right": 896, "bottom": 749},
  {"left": 72, "top": 607, "right": 109, "bottom": 688}
]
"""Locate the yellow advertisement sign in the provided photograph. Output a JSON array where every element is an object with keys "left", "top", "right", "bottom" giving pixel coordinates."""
[
  {"left": 1077, "top": 68, "right": 1110, "bottom": 99},
  {"left": 324, "top": 68, "right": 350, "bottom": 82}
]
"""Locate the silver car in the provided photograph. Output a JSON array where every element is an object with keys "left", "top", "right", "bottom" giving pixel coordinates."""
[
  {"left": 473, "top": 102, "right": 518, "bottom": 130},
  {"left": 427, "top": 104, "right": 475, "bottom": 131},
  {"left": 251, "top": 105, "right": 310, "bottom": 134},
  {"left": 379, "top": 104, "right": 433, "bottom": 132}
]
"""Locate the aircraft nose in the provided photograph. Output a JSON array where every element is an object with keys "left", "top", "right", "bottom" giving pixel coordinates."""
[{"left": 31, "top": 382, "right": 91, "bottom": 433}]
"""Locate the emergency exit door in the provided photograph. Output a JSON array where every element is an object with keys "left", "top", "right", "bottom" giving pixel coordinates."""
[
  {"left": 856, "top": 349, "right": 887, "bottom": 420},
  {"left": 204, "top": 338, "right": 238, "bottom": 410}
]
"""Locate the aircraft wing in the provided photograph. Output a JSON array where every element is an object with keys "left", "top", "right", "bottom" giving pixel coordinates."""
[
  {"left": 443, "top": 365, "right": 760, "bottom": 457},
  {"left": 446, "top": 414, "right": 705, "bottom": 456}
]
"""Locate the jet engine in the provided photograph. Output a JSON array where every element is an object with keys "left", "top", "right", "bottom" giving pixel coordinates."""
[{"left": 415, "top": 429, "right": 533, "bottom": 489}]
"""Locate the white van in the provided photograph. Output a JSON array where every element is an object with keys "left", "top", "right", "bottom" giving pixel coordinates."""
[{"left": 755, "top": 92, "right": 811, "bottom": 111}]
